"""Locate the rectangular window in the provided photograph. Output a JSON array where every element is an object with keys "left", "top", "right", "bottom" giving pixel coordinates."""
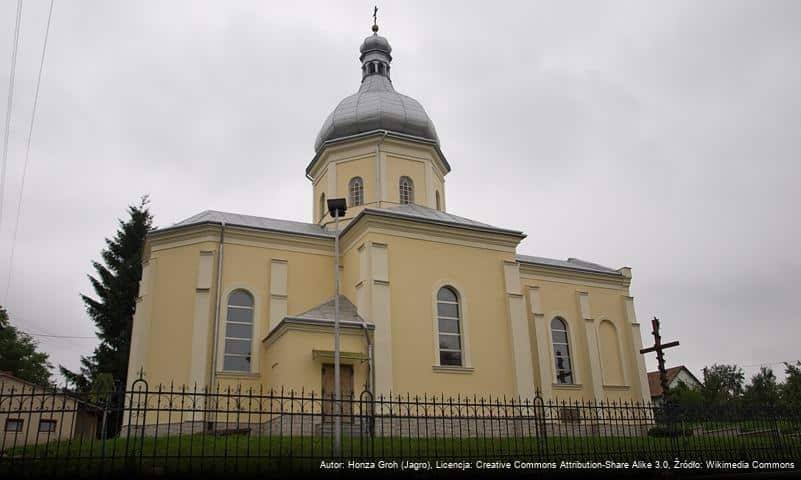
[
  {"left": 223, "top": 355, "right": 251, "bottom": 372},
  {"left": 38, "top": 419, "right": 57, "bottom": 433},
  {"left": 5, "top": 418, "right": 23, "bottom": 432},
  {"left": 440, "top": 351, "right": 462, "bottom": 366}
]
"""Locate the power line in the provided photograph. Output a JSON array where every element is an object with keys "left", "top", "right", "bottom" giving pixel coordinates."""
[
  {"left": 26, "top": 331, "right": 96, "bottom": 340},
  {"left": 0, "top": 0, "right": 24, "bottom": 237},
  {"left": 4, "top": 0, "right": 55, "bottom": 302}
]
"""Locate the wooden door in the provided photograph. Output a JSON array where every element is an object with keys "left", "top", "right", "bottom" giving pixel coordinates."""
[{"left": 321, "top": 364, "right": 354, "bottom": 422}]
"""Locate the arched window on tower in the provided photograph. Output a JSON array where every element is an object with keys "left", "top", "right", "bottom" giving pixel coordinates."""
[
  {"left": 399, "top": 176, "right": 414, "bottom": 205},
  {"left": 349, "top": 177, "right": 364, "bottom": 206},
  {"left": 435, "top": 190, "right": 441, "bottom": 211},
  {"left": 223, "top": 290, "right": 254, "bottom": 372},
  {"left": 320, "top": 193, "right": 326, "bottom": 221},
  {"left": 436, "top": 286, "right": 463, "bottom": 366},
  {"left": 551, "top": 317, "right": 573, "bottom": 384}
]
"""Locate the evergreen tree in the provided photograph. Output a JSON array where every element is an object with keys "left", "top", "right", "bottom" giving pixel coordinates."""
[
  {"left": 0, "top": 306, "right": 52, "bottom": 385},
  {"left": 60, "top": 197, "right": 152, "bottom": 393}
]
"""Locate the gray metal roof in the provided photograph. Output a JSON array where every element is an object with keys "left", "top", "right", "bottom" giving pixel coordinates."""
[
  {"left": 516, "top": 254, "right": 622, "bottom": 276},
  {"left": 288, "top": 295, "right": 368, "bottom": 325},
  {"left": 157, "top": 210, "right": 334, "bottom": 238},
  {"left": 314, "top": 31, "right": 439, "bottom": 153},
  {"left": 353, "top": 204, "right": 526, "bottom": 237}
]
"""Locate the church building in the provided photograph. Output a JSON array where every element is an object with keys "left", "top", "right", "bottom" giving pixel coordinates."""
[{"left": 125, "top": 22, "right": 651, "bottom": 405}]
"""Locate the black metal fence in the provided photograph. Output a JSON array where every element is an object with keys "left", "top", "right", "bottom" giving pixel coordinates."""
[{"left": 1, "top": 376, "right": 800, "bottom": 477}]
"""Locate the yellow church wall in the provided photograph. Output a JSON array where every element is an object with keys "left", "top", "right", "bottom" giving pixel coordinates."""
[
  {"left": 520, "top": 269, "right": 646, "bottom": 403},
  {"left": 332, "top": 154, "right": 376, "bottom": 222},
  {"left": 264, "top": 328, "right": 369, "bottom": 395},
  {"left": 312, "top": 167, "right": 328, "bottom": 223},
  {"left": 139, "top": 240, "right": 218, "bottom": 389},
  {"left": 128, "top": 226, "right": 337, "bottom": 394},
  {"left": 310, "top": 135, "right": 449, "bottom": 218},
  {"left": 383, "top": 154, "right": 428, "bottom": 206},
  {"left": 340, "top": 226, "right": 520, "bottom": 398}
]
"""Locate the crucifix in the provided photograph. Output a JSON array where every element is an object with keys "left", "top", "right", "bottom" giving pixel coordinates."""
[{"left": 640, "top": 316, "right": 680, "bottom": 401}]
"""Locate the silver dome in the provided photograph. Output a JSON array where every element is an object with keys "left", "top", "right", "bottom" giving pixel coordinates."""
[{"left": 314, "top": 31, "right": 439, "bottom": 153}]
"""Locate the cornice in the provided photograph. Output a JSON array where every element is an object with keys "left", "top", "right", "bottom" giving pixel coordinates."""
[
  {"left": 263, "top": 318, "right": 372, "bottom": 347},
  {"left": 519, "top": 263, "right": 631, "bottom": 289},
  {"left": 340, "top": 212, "right": 523, "bottom": 255},
  {"left": 149, "top": 223, "right": 334, "bottom": 256},
  {"left": 307, "top": 130, "right": 451, "bottom": 179}
]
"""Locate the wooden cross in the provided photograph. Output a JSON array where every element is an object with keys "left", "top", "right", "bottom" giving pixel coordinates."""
[{"left": 640, "top": 316, "right": 680, "bottom": 401}]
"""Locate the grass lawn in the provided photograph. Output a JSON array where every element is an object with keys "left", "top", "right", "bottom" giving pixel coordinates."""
[{"left": 2, "top": 433, "right": 798, "bottom": 476}]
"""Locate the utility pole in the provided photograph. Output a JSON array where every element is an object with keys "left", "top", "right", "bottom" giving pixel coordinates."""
[{"left": 327, "top": 198, "right": 347, "bottom": 457}]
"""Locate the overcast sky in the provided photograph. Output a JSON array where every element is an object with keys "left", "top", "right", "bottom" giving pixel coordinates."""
[{"left": 1, "top": 1, "right": 799, "bottom": 386}]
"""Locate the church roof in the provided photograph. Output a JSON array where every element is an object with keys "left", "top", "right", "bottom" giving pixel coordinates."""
[
  {"left": 160, "top": 210, "right": 621, "bottom": 278},
  {"left": 287, "top": 295, "right": 370, "bottom": 326},
  {"left": 161, "top": 210, "right": 334, "bottom": 238},
  {"left": 515, "top": 254, "right": 623, "bottom": 276},
  {"left": 352, "top": 204, "right": 526, "bottom": 238},
  {"left": 313, "top": 26, "right": 439, "bottom": 154}
]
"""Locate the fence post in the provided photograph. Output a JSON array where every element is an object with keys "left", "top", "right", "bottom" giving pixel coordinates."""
[{"left": 533, "top": 389, "right": 547, "bottom": 461}]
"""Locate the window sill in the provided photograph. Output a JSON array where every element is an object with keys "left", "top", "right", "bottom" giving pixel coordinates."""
[
  {"left": 216, "top": 371, "right": 260, "bottom": 379},
  {"left": 432, "top": 365, "right": 474, "bottom": 374},
  {"left": 552, "top": 383, "right": 582, "bottom": 390},
  {"left": 602, "top": 384, "right": 630, "bottom": 390}
]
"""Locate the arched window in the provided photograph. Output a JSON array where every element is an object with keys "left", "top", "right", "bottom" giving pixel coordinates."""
[
  {"left": 349, "top": 177, "right": 364, "bottom": 206},
  {"left": 551, "top": 317, "right": 573, "bottom": 384},
  {"left": 399, "top": 176, "right": 414, "bottom": 205},
  {"left": 223, "top": 290, "right": 254, "bottom": 372},
  {"left": 435, "top": 190, "right": 441, "bottom": 210},
  {"left": 436, "top": 286, "right": 462, "bottom": 366},
  {"left": 319, "top": 193, "right": 326, "bottom": 221}
]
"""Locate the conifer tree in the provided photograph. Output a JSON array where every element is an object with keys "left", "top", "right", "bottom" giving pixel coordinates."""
[{"left": 60, "top": 197, "right": 152, "bottom": 393}]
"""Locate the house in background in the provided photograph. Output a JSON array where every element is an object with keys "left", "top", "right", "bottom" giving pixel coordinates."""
[
  {"left": 0, "top": 371, "right": 101, "bottom": 448},
  {"left": 647, "top": 366, "right": 701, "bottom": 405}
]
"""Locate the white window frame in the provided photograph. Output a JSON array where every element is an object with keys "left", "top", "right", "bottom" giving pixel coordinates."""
[
  {"left": 399, "top": 176, "right": 414, "bottom": 205},
  {"left": 550, "top": 316, "right": 575, "bottom": 385},
  {"left": 431, "top": 281, "right": 472, "bottom": 369},
  {"left": 349, "top": 177, "right": 364, "bottom": 207},
  {"left": 219, "top": 288, "right": 258, "bottom": 374}
]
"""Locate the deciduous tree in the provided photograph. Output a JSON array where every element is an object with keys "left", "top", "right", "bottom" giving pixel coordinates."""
[{"left": 0, "top": 306, "right": 52, "bottom": 385}]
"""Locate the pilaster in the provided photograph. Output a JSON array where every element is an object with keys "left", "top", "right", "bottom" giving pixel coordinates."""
[
  {"left": 528, "top": 286, "right": 552, "bottom": 399},
  {"left": 189, "top": 251, "right": 214, "bottom": 387},
  {"left": 356, "top": 241, "right": 393, "bottom": 396},
  {"left": 577, "top": 291, "right": 603, "bottom": 401},
  {"left": 503, "top": 261, "right": 536, "bottom": 399},
  {"left": 269, "top": 259, "right": 288, "bottom": 331},
  {"left": 624, "top": 296, "right": 651, "bottom": 403}
]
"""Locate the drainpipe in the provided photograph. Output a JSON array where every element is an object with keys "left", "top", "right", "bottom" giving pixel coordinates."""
[
  {"left": 209, "top": 222, "right": 226, "bottom": 394},
  {"left": 359, "top": 319, "right": 374, "bottom": 397}
]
